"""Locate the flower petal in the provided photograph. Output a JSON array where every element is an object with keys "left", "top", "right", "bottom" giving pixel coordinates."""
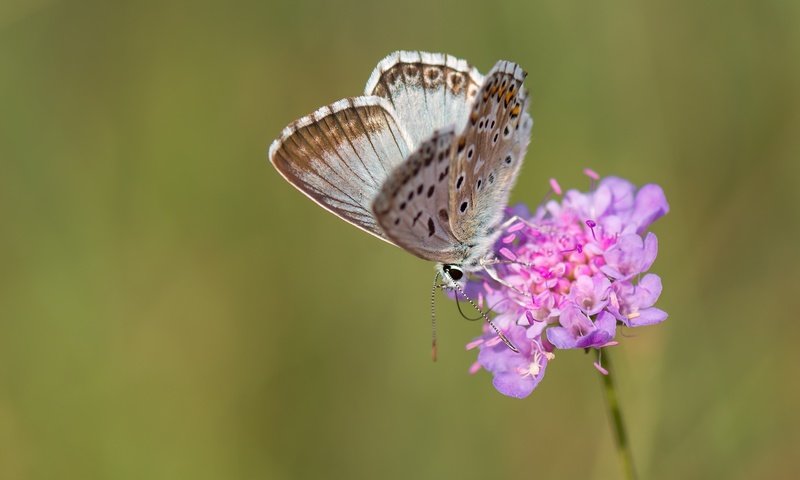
[
  {"left": 525, "top": 320, "right": 548, "bottom": 339},
  {"left": 492, "top": 370, "right": 537, "bottom": 398},
  {"left": 600, "top": 176, "right": 636, "bottom": 212},
  {"left": 601, "top": 215, "right": 624, "bottom": 237},
  {"left": 636, "top": 274, "right": 663, "bottom": 307},
  {"left": 641, "top": 232, "right": 659, "bottom": 272},
  {"left": 546, "top": 327, "right": 579, "bottom": 349},
  {"left": 600, "top": 264, "right": 625, "bottom": 280},
  {"left": 631, "top": 184, "right": 669, "bottom": 233},
  {"left": 575, "top": 329, "right": 613, "bottom": 349},
  {"left": 595, "top": 310, "right": 617, "bottom": 337},
  {"left": 603, "top": 234, "right": 645, "bottom": 279},
  {"left": 592, "top": 185, "right": 613, "bottom": 217},
  {"left": 629, "top": 307, "right": 668, "bottom": 326}
]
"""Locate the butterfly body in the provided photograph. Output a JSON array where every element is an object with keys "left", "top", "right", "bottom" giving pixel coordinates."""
[{"left": 269, "top": 51, "right": 533, "bottom": 278}]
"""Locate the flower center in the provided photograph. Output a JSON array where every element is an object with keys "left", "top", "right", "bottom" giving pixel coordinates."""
[{"left": 581, "top": 297, "right": 594, "bottom": 310}]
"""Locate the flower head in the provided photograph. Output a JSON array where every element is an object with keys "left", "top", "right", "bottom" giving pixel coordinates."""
[{"left": 455, "top": 174, "right": 669, "bottom": 398}]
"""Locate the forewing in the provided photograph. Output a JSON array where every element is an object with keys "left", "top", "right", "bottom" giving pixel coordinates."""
[
  {"left": 269, "top": 96, "right": 413, "bottom": 243},
  {"left": 364, "top": 51, "right": 484, "bottom": 148},
  {"left": 448, "top": 60, "right": 533, "bottom": 243},
  {"left": 373, "top": 127, "right": 465, "bottom": 263}
]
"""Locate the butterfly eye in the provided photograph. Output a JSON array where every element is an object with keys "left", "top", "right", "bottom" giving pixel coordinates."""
[{"left": 444, "top": 265, "right": 464, "bottom": 281}]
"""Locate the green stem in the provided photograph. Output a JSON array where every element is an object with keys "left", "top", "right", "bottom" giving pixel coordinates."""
[{"left": 596, "top": 348, "right": 637, "bottom": 480}]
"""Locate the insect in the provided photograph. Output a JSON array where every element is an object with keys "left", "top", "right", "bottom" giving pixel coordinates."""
[{"left": 269, "top": 51, "right": 533, "bottom": 353}]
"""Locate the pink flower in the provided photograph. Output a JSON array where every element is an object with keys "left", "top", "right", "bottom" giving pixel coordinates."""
[{"left": 456, "top": 175, "right": 669, "bottom": 398}]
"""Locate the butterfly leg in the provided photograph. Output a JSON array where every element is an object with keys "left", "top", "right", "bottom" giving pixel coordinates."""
[
  {"left": 496, "top": 214, "right": 539, "bottom": 232},
  {"left": 479, "top": 259, "right": 534, "bottom": 299},
  {"left": 477, "top": 214, "right": 541, "bottom": 296}
]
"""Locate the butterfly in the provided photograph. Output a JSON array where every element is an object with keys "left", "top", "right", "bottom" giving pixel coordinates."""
[{"left": 269, "top": 51, "right": 533, "bottom": 351}]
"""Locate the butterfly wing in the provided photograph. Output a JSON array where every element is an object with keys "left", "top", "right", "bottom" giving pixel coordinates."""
[
  {"left": 372, "top": 127, "right": 466, "bottom": 264},
  {"left": 269, "top": 96, "right": 414, "bottom": 243},
  {"left": 448, "top": 60, "right": 533, "bottom": 247},
  {"left": 364, "top": 51, "right": 484, "bottom": 148}
]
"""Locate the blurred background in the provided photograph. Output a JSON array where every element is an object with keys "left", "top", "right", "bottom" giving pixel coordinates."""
[{"left": 1, "top": 0, "right": 799, "bottom": 478}]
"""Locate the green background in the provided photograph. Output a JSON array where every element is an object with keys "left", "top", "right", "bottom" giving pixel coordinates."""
[{"left": 2, "top": 0, "right": 798, "bottom": 478}]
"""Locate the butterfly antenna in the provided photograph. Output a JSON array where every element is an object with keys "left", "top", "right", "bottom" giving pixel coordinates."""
[
  {"left": 449, "top": 280, "right": 519, "bottom": 353},
  {"left": 430, "top": 271, "right": 440, "bottom": 362}
]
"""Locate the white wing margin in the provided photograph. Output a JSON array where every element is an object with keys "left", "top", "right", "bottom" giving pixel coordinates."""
[{"left": 364, "top": 51, "right": 484, "bottom": 148}]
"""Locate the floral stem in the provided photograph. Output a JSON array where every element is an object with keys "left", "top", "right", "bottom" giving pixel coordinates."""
[{"left": 596, "top": 348, "right": 637, "bottom": 480}]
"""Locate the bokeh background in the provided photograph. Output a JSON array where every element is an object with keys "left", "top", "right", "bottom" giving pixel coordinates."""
[{"left": 2, "top": 0, "right": 799, "bottom": 478}]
